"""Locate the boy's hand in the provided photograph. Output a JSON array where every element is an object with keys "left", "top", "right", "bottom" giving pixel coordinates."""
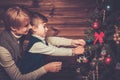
[
  {"left": 71, "top": 39, "right": 86, "bottom": 47},
  {"left": 72, "top": 46, "right": 85, "bottom": 55},
  {"left": 44, "top": 62, "right": 62, "bottom": 72}
]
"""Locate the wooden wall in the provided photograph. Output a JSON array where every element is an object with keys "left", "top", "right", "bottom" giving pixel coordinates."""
[{"left": 0, "top": 0, "right": 96, "bottom": 39}]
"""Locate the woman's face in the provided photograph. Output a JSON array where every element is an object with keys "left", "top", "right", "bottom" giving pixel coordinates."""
[{"left": 11, "top": 18, "right": 32, "bottom": 36}]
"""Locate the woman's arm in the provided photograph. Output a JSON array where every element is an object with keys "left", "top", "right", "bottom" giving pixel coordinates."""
[{"left": 0, "top": 46, "right": 46, "bottom": 80}]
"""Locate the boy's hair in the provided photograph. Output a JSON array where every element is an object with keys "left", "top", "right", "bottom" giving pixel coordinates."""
[
  {"left": 30, "top": 12, "right": 48, "bottom": 27},
  {"left": 3, "top": 6, "right": 30, "bottom": 31}
]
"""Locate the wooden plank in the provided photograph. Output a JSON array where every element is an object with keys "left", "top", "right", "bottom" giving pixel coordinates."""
[
  {"left": 29, "top": 11, "right": 92, "bottom": 18},
  {"left": 47, "top": 26, "right": 87, "bottom": 37},
  {"left": 37, "top": 0, "right": 96, "bottom": 5},
  {"left": 30, "top": 7, "right": 94, "bottom": 12},
  {"left": 37, "top": 2, "right": 95, "bottom": 8},
  {"left": 0, "top": 0, "right": 32, "bottom": 7},
  {"left": 47, "top": 18, "right": 89, "bottom": 25},
  {"left": 29, "top": 7, "right": 94, "bottom": 18},
  {"left": 0, "top": 0, "right": 95, "bottom": 8},
  {"left": 48, "top": 12, "right": 92, "bottom": 17},
  {"left": 47, "top": 24, "right": 90, "bottom": 27}
]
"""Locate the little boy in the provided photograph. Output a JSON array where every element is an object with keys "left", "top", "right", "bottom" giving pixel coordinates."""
[{"left": 20, "top": 12, "right": 86, "bottom": 74}]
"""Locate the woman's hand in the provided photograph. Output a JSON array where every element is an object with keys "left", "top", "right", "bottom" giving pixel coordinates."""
[{"left": 44, "top": 62, "right": 62, "bottom": 72}]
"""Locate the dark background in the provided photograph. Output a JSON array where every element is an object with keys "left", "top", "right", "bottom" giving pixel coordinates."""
[{"left": 112, "top": 0, "right": 120, "bottom": 12}]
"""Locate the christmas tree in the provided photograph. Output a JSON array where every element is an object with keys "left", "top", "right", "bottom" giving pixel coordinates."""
[{"left": 76, "top": 0, "right": 120, "bottom": 80}]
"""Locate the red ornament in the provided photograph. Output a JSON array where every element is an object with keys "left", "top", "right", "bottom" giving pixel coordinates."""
[
  {"left": 104, "top": 56, "right": 112, "bottom": 64},
  {"left": 93, "top": 20, "right": 99, "bottom": 29},
  {"left": 83, "top": 58, "right": 88, "bottom": 63}
]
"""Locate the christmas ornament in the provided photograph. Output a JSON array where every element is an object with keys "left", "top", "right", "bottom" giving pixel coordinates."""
[
  {"left": 77, "top": 56, "right": 88, "bottom": 63},
  {"left": 113, "top": 25, "right": 120, "bottom": 44},
  {"left": 86, "top": 39, "right": 92, "bottom": 45},
  {"left": 77, "top": 56, "right": 82, "bottom": 63},
  {"left": 104, "top": 55, "right": 112, "bottom": 64},
  {"left": 92, "top": 19, "right": 99, "bottom": 29},
  {"left": 93, "top": 32, "right": 104, "bottom": 44},
  {"left": 102, "top": 9, "right": 106, "bottom": 23},
  {"left": 90, "top": 58, "right": 97, "bottom": 67},
  {"left": 82, "top": 56, "right": 88, "bottom": 63},
  {"left": 98, "top": 56, "right": 104, "bottom": 61},
  {"left": 101, "top": 47, "right": 107, "bottom": 56}
]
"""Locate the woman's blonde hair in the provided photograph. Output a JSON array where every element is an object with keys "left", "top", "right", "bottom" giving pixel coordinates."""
[{"left": 3, "top": 6, "right": 30, "bottom": 31}]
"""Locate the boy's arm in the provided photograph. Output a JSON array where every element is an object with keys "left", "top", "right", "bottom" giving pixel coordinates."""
[
  {"left": 29, "top": 42, "right": 73, "bottom": 56},
  {"left": 47, "top": 37, "right": 72, "bottom": 47},
  {"left": 47, "top": 37, "right": 86, "bottom": 47},
  {"left": 29, "top": 41, "right": 85, "bottom": 56}
]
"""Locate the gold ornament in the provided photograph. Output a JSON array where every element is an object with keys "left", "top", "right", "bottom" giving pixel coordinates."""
[{"left": 113, "top": 25, "right": 120, "bottom": 44}]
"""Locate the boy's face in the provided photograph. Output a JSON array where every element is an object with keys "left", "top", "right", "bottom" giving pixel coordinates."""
[{"left": 32, "top": 22, "right": 48, "bottom": 38}]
